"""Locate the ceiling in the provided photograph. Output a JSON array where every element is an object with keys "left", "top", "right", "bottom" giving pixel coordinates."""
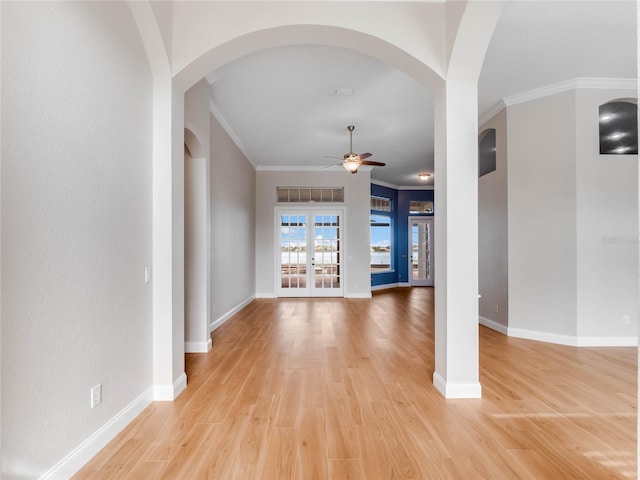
[{"left": 207, "top": 1, "right": 637, "bottom": 188}]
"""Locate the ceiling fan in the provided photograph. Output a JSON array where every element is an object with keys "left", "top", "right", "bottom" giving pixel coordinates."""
[{"left": 325, "top": 125, "right": 386, "bottom": 174}]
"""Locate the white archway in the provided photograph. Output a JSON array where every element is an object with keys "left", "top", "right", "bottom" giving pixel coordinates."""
[{"left": 131, "top": 1, "right": 502, "bottom": 400}]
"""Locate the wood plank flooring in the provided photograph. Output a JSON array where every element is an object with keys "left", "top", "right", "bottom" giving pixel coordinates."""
[{"left": 74, "top": 288, "right": 637, "bottom": 479}]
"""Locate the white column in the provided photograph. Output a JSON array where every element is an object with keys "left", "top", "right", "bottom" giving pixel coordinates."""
[
  {"left": 432, "top": 1, "right": 502, "bottom": 398},
  {"left": 184, "top": 148, "right": 211, "bottom": 353},
  {"left": 433, "top": 79, "right": 481, "bottom": 398},
  {"left": 151, "top": 79, "right": 187, "bottom": 400}
]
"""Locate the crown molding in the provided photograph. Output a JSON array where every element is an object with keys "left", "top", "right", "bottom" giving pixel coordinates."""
[
  {"left": 397, "top": 184, "right": 434, "bottom": 191},
  {"left": 209, "top": 98, "right": 256, "bottom": 168},
  {"left": 503, "top": 77, "right": 637, "bottom": 107},
  {"left": 371, "top": 179, "right": 434, "bottom": 191},
  {"left": 256, "top": 165, "right": 338, "bottom": 172},
  {"left": 479, "top": 100, "right": 506, "bottom": 127},
  {"left": 371, "top": 179, "right": 399, "bottom": 189}
]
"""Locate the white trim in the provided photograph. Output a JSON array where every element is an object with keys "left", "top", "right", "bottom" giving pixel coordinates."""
[
  {"left": 433, "top": 372, "right": 482, "bottom": 399},
  {"left": 256, "top": 292, "right": 277, "bottom": 299},
  {"left": 346, "top": 292, "right": 372, "bottom": 299},
  {"left": 576, "top": 336, "right": 638, "bottom": 347},
  {"left": 209, "top": 99, "right": 255, "bottom": 167},
  {"left": 370, "top": 282, "right": 411, "bottom": 291},
  {"left": 371, "top": 179, "right": 434, "bottom": 191},
  {"left": 508, "top": 326, "right": 638, "bottom": 347},
  {"left": 153, "top": 373, "right": 187, "bottom": 401},
  {"left": 210, "top": 296, "right": 255, "bottom": 332},
  {"left": 257, "top": 165, "right": 350, "bottom": 172},
  {"left": 503, "top": 77, "right": 637, "bottom": 107},
  {"left": 397, "top": 185, "right": 434, "bottom": 191},
  {"left": 40, "top": 388, "right": 154, "bottom": 480},
  {"left": 479, "top": 100, "right": 505, "bottom": 127},
  {"left": 371, "top": 179, "right": 400, "bottom": 189},
  {"left": 478, "top": 316, "right": 508, "bottom": 336},
  {"left": 371, "top": 282, "right": 400, "bottom": 291},
  {"left": 508, "top": 327, "right": 577, "bottom": 346},
  {"left": 185, "top": 338, "right": 212, "bottom": 353}
]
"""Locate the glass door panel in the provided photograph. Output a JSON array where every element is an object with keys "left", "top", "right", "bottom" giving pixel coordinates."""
[
  {"left": 279, "top": 214, "right": 309, "bottom": 296},
  {"left": 409, "top": 218, "right": 433, "bottom": 287},
  {"left": 277, "top": 210, "right": 343, "bottom": 297},
  {"left": 311, "top": 214, "right": 341, "bottom": 295}
]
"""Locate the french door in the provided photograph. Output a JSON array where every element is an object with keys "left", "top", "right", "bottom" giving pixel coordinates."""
[
  {"left": 409, "top": 217, "right": 434, "bottom": 287},
  {"left": 277, "top": 209, "right": 344, "bottom": 297}
]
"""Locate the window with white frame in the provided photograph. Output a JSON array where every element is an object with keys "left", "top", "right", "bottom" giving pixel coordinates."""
[{"left": 371, "top": 195, "right": 392, "bottom": 272}]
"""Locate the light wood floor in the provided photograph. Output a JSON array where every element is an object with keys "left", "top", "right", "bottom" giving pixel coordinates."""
[{"left": 74, "top": 288, "right": 637, "bottom": 479}]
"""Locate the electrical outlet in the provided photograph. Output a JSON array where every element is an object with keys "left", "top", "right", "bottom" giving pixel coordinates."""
[
  {"left": 623, "top": 315, "right": 630, "bottom": 325},
  {"left": 144, "top": 267, "right": 152, "bottom": 284},
  {"left": 91, "top": 384, "right": 102, "bottom": 408},
  {"left": 494, "top": 304, "right": 499, "bottom": 313}
]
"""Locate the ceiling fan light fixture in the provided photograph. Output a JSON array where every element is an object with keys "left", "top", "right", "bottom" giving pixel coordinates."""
[
  {"left": 418, "top": 172, "right": 431, "bottom": 181},
  {"left": 343, "top": 160, "right": 360, "bottom": 174}
]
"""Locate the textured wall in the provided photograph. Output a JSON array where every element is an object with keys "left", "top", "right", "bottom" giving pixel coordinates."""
[
  {"left": 508, "top": 91, "right": 578, "bottom": 337},
  {"left": 1, "top": 2, "right": 153, "bottom": 477},
  {"left": 478, "top": 109, "right": 509, "bottom": 329},
  {"left": 210, "top": 114, "right": 257, "bottom": 322}
]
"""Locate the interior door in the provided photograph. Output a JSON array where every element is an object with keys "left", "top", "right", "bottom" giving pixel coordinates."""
[
  {"left": 278, "top": 210, "right": 343, "bottom": 297},
  {"left": 409, "top": 217, "right": 434, "bottom": 287}
]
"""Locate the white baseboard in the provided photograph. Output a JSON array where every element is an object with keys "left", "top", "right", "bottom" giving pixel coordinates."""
[
  {"left": 481, "top": 321, "right": 637, "bottom": 347},
  {"left": 508, "top": 327, "right": 577, "bottom": 346},
  {"left": 371, "top": 283, "right": 416, "bottom": 291},
  {"left": 371, "top": 283, "right": 400, "bottom": 291},
  {"left": 255, "top": 293, "right": 276, "bottom": 299},
  {"left": 40, "top": 388, "right": 154, "bottom": 480},
  {"left": 153, "top": 372, "right": 187, "bottom": 401},
  {"left": 479, "top": 316, "right": 508, "bottom": 335},
  {"left": 346, "top": 292, "right": 373, "bottom": 298},
  {"left": 185, "top": 338, "right": 212, "bottom": 353},
  {"left": 433, "top": 372, "right": 482, "bottom": 399},
  {"left": 210, "top": 296, "right": 255, "bottom": 332},
  {"left": 576, "top": 336, "right": 638, "bottom": 347}
]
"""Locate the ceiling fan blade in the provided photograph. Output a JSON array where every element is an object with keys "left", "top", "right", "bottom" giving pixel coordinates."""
[
  {"left": 323, "top": 155, "right": 343, "bottom": 161},
  {"left": 321, "top": 163, "right": 343, "bottom": 170},
  {"left": 358, "top": 152, "right": 373, "bottom": 160},
  {"left": 361, "top": 160, "right": 386, "bottom": 167}
]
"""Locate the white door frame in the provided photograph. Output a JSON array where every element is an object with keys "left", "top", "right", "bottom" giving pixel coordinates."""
[
  {"left": 275, "top": 207, "right": 346, "bottom": 297},
  {"left": 408, "top": 216, "right": 434, "bottom": 287}
]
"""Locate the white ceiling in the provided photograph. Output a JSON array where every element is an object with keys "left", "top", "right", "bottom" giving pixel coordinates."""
[{"left": 207, "top": 1, "right": 637, "bottom": 188}]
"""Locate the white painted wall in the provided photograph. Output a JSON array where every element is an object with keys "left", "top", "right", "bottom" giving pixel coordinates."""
[
  {"left": 575, "top": 88, "right": 638, "bottom": 342},
  {"left": 508, "top": 91, "right": 578, "bottom": 338},
  {"left": 507, "top": 87, "right": 638, "bottom": 345},
  {"left": 1, "top": 2, "right": 153, "bottom": 478},
  {"left": 478, "top": 108, "right": 509, "bottom": 330},
  {"left": 255, "top": 170, "right": 371, "bottom": 298},
  {"left": 210, "top": 114, "right": 256, "bottom": 328}
]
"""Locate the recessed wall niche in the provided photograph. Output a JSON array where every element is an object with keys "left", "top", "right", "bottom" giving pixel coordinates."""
[
  {"left": 599, "top": 100, "right": 638, "bottom": 155},
  {"left": 478, "top": 128, "right": 496, "bottom": 177}
]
